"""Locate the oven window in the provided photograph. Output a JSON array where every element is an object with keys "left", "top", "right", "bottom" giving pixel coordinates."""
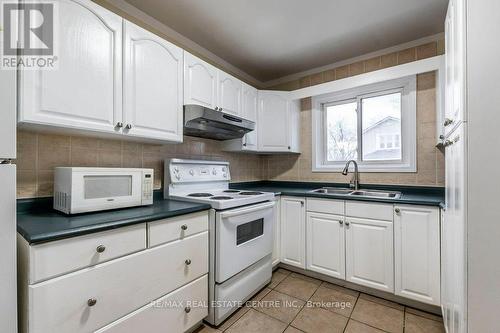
[
  {"left": 236, "top": 219, "right": 264, "bottom": 245},
  {"left": 84, "top": 175, "right": 132, "bottom": 199}
]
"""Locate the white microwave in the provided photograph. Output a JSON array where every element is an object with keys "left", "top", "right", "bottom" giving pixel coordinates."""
[{"left": 53, "top": 167, "right": 154, "bottom": 214}]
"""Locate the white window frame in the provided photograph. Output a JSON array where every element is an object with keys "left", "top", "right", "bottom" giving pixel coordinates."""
[{"left": 312, "top": 75, "right": 417, "bottom": 172}]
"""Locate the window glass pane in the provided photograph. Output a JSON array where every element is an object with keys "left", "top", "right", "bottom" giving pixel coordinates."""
[
  {"left": 362, "top": 92, "right": 402, "bottom": 161},
  {"left": 326, "top": 101, "right": 358, "bottom": 161}
]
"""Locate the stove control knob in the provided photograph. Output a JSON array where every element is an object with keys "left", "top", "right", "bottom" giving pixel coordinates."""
[
  {"left": 175, "top": 174, "right": 181, "bottom": 180},
  {"left": 212, "top": 169, "right": 217, "bottom": 175},
  {"left": 222, "top": 167, "right": 227, "bottom": 172},
  {"left": 174, "top": 167, "right": 179, "bottom": 173},
  {"left": 189, "top": 169, "right": 195, "bottom": 176}
]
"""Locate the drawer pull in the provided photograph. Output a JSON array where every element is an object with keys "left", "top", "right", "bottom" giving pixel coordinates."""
[
  {"left": 185, "top": 259, "right": 192, "bottom": 265},
  {"left": 345, "top": 221, "right": 350, "bottom": 227},
  {"left": 181, "top": 224, "right": 188, "bottom": 231},
  {"left": 87, "top": 298, "right": 97, "bottom": 307},
  {"left": 184, "top": 306, "right": 191, "bottom": 313},
  {"left": 96, "top": 245, "right": 106, "bottom": 253},
  {"left": 339, "top": 220, "right": 343, "bottom": 225}
]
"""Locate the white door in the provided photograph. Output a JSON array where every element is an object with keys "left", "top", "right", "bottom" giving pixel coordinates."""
[
  {"left": 19, "top": 0, "right": 123, "bottom": 134},
  {"left": 272, "top": 199, "right": 281, "bottom": 267},
  {"left": 280, "top": 197, "right": 305, "bottom": 268},
  {"left": 443, "top": 124, "right": 466, "bottom": 333},
  {"left": 242, "top": 83, "right": 258, "bottom": 151},
  {"left": 394, "top": 205, "right": 440, "bottom": 305},
  {"left": 218, "top": 71, "right": 242, "bottom": 116},
  {"left": 123, "top": 21, "right": 183, "bottom": 142},
  {"left": 345, "top": 217, "right": 394, "bottom": 292},
  {"left": 258, "top": 91, "right": 290, "bottom": 152},
  {"left": 306, "top": 212, "right": 345, "bottom": 279},
  {"left": 184, "top": 52, "right": 218, "bottom": 109}
]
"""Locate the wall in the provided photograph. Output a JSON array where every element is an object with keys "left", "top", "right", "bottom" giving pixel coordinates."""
[
  {"left": 15, "top": 132, "right": 264, "bottom": 198},
  {"left": 263, "top": 41, "right": 445, "bottom": 187}
]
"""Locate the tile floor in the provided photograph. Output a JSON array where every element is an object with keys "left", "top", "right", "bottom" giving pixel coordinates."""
[{"left": 195, "top": 269, "right": 445, "bottom": 333}]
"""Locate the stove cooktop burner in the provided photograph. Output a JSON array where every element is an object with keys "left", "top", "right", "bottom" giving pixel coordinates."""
[
  {"left": 210, "top": 196, "right": 233, "bottom": 200},
  {"left": 239, "top": 191, "right": 264, "bottom": 196},
  {"left": 187, "top": 193, "right": 214, "bottom": 197},
  {"left": 223, "top": 190, "right": 240, "bottom": 193}
]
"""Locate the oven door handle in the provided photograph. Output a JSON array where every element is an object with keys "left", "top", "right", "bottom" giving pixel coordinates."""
[{"left": 219, "top": 201, "right": 275, "bottom": 219}]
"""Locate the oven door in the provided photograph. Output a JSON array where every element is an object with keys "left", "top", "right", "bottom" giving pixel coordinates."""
[{"left": 215, "top": 201, "right": 275, "bottom": 283}]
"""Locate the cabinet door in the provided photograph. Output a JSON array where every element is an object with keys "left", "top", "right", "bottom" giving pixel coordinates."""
[
  {"left": 258, "top": 91, "right": 290, "bottom": 152},
  {"left": 280, "top": 197, "right": 305, "bottom": 268},
  {"left": 306, "top": 212, "right": 345, "bottom": 279},
  {"left": 272, "top": 199, "right": 281, "bottom": 267},
  {"left": 242, "top": 83, "right": 258, "bottom": 150},
  {"left": 394, "top": 205, "right": 440, "bottom": 305},
  {"left": 19, "top": 0, "right": 123, "bottom": 134},
  {"left": 123, "top": 21, "right": 183, "bottom": 142},
  {"left": 184, "top": 52, "right": 217, "bottom": 109},
  {"left": 218, "top": 71, "right": 242, "bottom": 116},
  {"left": 345, "top": 217, "right": 394, "bottom": 292}
]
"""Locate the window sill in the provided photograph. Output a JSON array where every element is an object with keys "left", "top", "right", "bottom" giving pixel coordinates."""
[{"left": 312, "top": 164, "right": 417, "bottom": 173}]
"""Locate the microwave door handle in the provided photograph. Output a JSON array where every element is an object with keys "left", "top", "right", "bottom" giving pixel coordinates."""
[{"left": 219, "top": 201, "right": 275, "bottom": 219}]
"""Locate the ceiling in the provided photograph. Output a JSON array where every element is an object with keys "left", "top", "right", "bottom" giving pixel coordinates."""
[{"left": 123, "top": 0, "right": 448, "bottom": 83}]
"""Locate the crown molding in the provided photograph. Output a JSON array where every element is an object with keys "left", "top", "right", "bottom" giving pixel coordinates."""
[{"left": 262, "top": 33, "right": 444, "bottom": 88}]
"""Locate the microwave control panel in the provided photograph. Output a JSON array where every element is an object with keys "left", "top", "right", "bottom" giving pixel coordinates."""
[{"left": 142, "top": 172, "right": 154, "bottom": 204}]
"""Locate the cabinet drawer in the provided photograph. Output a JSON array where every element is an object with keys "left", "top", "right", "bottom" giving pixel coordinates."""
[
  {"left": 96, "top": 274, "right": 208, "bottom": 333},
  {"left": 345, "top": 201, "right": 393, "bottom": 221},
  {"left": 306, "top": 198, "right": 344, "bottom": 215},
  {"left": 29, "top": 224, "right": 146, "bottom": 283},
  {"left": 148, "top": 211, "right": 208, "bottom": 247},
  {"left": 28, "top": 232, "right": 208, "bottom": 333}
]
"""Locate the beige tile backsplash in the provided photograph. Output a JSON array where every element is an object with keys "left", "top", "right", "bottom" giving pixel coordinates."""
[
  {"left": 15, "top": 40, "right": 445, "bottom": 198},
  {"left": 15, "top": 133, "right": 265, "bottom": 198}
]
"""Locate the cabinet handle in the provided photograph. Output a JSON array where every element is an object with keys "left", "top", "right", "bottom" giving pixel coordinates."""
[
  {"left": 184, "top": 306, "right": 191, "bottom": 313},
  {"left": 96, "top": 245, "right": 106, "bottom": 253},
  {"left": 185, "top": 259, "right": 192, "bottom": 265},
  {"left": 288, "top": 146, "right": 291, "bottom": 150},
  {"left": 443, "top": 118, "right": 454, "bottom": 127},
  {"left": 215, "top": 107, "right": 220, "bottom": 111},
  {"left": 87, "top": 298, "right": 97, "bottom": 307},
  {"left": 345, "top": 221, "right": 350, "bottom": 226},
  {"left": 339, "top": 220, "right": 343, "bottom": 225},
  {"left": 181, "top": 224, "right": 188, "bottom": 231},
  {"left": 116, "top": 122, "right": 123, "bottom": 128},
  {"left": 395, "top": 208, "right": 401, "bottom": 214},
  {"left": 300, "top": 201, "right": 304, "bottom": 206},
  {"left": 243, "top": 143, "right": 247, "bottom": 147},
  {"left": 125, "top": 124, "right": 132, "bottom": 130}
]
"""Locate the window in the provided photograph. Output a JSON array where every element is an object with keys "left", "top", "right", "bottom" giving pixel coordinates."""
[{"left": 312, "top": 76, "right": 416, "bottom": 172}]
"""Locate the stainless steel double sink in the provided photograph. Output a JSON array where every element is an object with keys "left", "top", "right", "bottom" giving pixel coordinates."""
[{"left": 309, "top": 187, "right": 401, "bottom": 199}]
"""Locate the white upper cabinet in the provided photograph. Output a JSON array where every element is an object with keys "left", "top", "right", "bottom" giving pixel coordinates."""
[
  {"left": 280, "top": 197, "right": 306, "bottom": 269},
  {"left": 18, "top": 0, "right": 123, "bottom": 134},
  {"left": 241, "top": 83, "right": 259, "bottom": 150},
  {"left": 345, "top": 217, "right": 394, "bottom": 293},
  {"left": 123, "top": 21, "right": 183, "bottom": 142},
  {"left": 258, "top": 91, "right": 300, "bottom": 153},
  {"left": 218, "top": 71, "right": 242, "bottom": 116},
  {"left": 394, "top": 205, "right": 440, "bottom": 305},
  {"left": 306, "top": 212, "right": 345, "bottom": 279},
  {"left": 183, "top": 52, "right": 218, "bottom": 109}
]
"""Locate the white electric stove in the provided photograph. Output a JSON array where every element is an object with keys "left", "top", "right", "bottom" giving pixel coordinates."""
[{"left": 164, "top": 159, "right": 275, "bottom": 326}]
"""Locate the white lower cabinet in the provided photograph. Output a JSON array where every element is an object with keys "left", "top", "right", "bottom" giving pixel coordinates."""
[
  {"left": 394, "top": 205, "right": 441, "bottom": 305},
  {"left": 96, "top": 275, "right": 208, "bottom": 333},
  {"left": 272, "top": 199, "right": 281, "bottom": 267},
  {"left": 18, "top": 212, "right": 209, "bottom": 333},
  {"left": 280, "top": 197, "right": 306, "bottom": 269},
  {"left": 345, "top": 217, "right": 394, "bottom": 293},
  {"left": 306, "top": 212, "right": 345, "bottom": 279}
]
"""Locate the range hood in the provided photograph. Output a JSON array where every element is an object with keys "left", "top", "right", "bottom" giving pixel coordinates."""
[{"left": 183, "top": 104, "right": 255, "bottom": 140}]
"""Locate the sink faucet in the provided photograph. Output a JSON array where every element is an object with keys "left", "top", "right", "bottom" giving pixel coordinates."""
[{"left": 342, "top": 160, "right": 359, "bottom": 190}]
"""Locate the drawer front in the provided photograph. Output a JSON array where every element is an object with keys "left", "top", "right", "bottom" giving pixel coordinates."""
[
  {"left": 96, "top": 274, "right": 208, "bottom": 333},
  {"left": 148, "top": 211, "right": 209, "bottom": 247},
  {"left": 306, "top": 198, "right": 344, "bottom": 215},
  {"left": 30, "top": 224, "right": 146, "bottom": 283},
  {"left": 345, "top": 201, "right": 393, "bottom": 221},
  {"left": 29, "top": 232, "right": 208, "bottom": 333}
]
